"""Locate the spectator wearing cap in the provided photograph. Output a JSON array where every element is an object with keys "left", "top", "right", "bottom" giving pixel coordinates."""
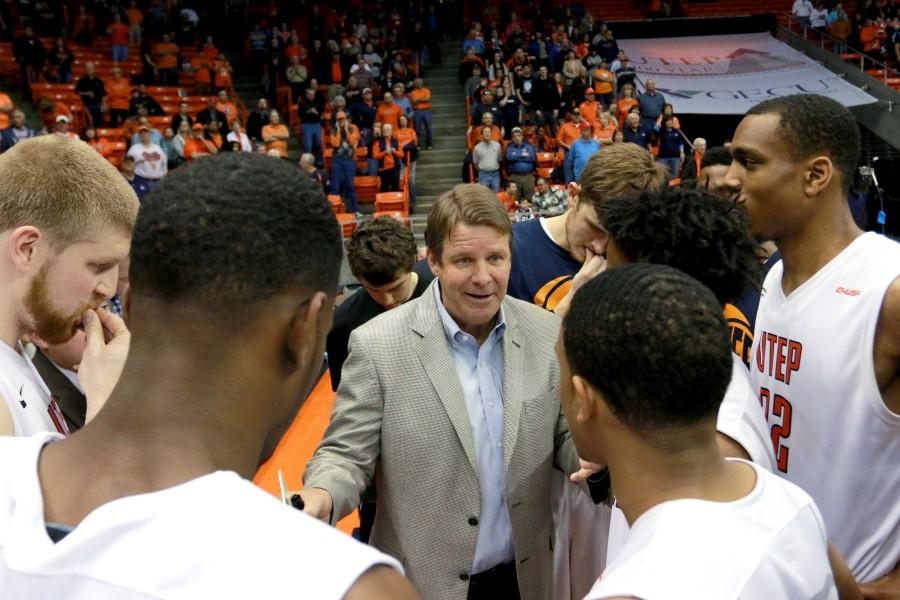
[
  {"left": 566, "top": 121, "right": 600, "bottom": 183},
  {"left": 126, "top": 124, "right": 167, "bottom": 188},
  {"left": 119, "top": 155, "right": 151, "bottom": 201},
  {"left": 623, "top": 112, "right": 652, "bottom": 149},
  {"left": 53, "top": 115, "right": 79, "bottom": 139},
  {"left": 472, "top": 126, "right": 503, "bottom": 192},
  {"left": 637, "top": 79, "right": 666, "bottom": 132},
  {"left": 506, "top": 127, "right": 537, "bottom": 201},
  {"left": 129, "top": 118, "right": 162, "bottom": 147},
  {"left": 471, "top": 87, "right": 503, "bottom": 132},
  {"left": 183, "top": 122, "right": 217, "bottom": 160},
  {"left": 410, "top": 78, "right": 433, "bottom": 150},
  {"left": 375, "top": 92, "right": 403, "bottom": 132},
  {"left": 330, "top": 111, "right": 361, "bottom": 213},
  {"left": 579, "top": 88, "right": 601, "bottom": 129}
]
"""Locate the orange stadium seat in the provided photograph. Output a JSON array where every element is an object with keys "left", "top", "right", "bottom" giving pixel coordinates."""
[
  {"left": 336, "top": 212, "right": 358, "bottom": 237},
  {"left": 374, "top": 191, "right": 407, "bottom": 215},
  {"left": 354, "top": 176, "right": 381, "bottom": 204},
  {"left": 327, "top": 194, "right": 345, "bottom": 214}
]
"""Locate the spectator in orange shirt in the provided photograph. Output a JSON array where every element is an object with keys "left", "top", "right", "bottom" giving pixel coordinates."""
[
  {"left": 594, "top": 110, "right": 618, "bottom": 145},
  {"left": 215, "top": 89, "right": 239, "bottom": 125},
  {"left": 373, "top": 123, "right": 402, "bottom": 191},
  {"left": 616, "top": 85, "right": 639, "bottom": 128},
  {"left": 579, "top": 88, "right": 600, "bottom": 127},
  {"left": 0, "top": 92, "right": 13, "bottom": 130},
  {"left": 528, "top": 124, "right": 557, "bottom": 153},
  {"left": 556, "top": 109, "right": 582, "bottom": 151},
  {"left": 498, "top": 181, "right": 520, "bottom": 212},
  {"left": 375, "top": 92, "right": 403, "bottom": 131},
  {"left": 467, "top": 112, "right": 502, "bottom": 150},
  {"left": 409, "top": 78, "right": 433, "bottom": 149},
  {"left": 191, "top": 54, "right": 212, "bottom": 96},
  {"left": 73, "top": 5, "right": 96, "bottom": 46},
  {"left": 125, "top": 0, "right": 143, "bottom": 45},
  {"left": 105, "top": 65, "right": 132, "bottom": 126},
  {"left": 262, "top": 110, "right": 290, "bottom": 158},
  {"left": 108, "top": 13, "right": 130, "bottom": 63},
  {"left": 395, "top": 114, "right": 418, "bottom": 206},
  {"left": 83, "top": 126, "right": 113, "bottom": 158},
  {"left": 155, "top": 33, "right": 179, "bottom": 85},
  {"left": 591, "top": 59, "right": 615, "bottom": 107},
  {"left": 213, "top": 54, "right": 233, "bottom": 89},
  {"left": 184, "top": 122, "right": 217, "bottom": 160},
  {"left": 201, "top": 36, "right": 219, "bottom": 62}
]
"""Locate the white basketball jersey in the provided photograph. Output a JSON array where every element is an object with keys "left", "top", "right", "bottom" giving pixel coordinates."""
[
  {"left": 585, "top": 460, "right": 837, "bottom": 600},
  {"left": 0, "top": 433, "right": 402, "bottom": 599},
  {"left": 750, "top": 232, "right": 900, "bottom": 582},
  {"left": 0, "top": 342, "right": 67, "bottom": 437},
  {"left": 717, "top": 354, "right": 776, "bottom": 472}
]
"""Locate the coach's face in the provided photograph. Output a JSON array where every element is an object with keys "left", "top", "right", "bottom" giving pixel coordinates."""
[
  {"left": 725, "top": 114, "right": 806, "bottom": 243},
  {"left": 429, "top": 223, "right": 510, "bottom": 342}
]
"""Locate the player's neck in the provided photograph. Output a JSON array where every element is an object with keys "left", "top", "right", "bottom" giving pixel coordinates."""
[
  {"left": 38, "top": 345, "right": 275, "bottom": 527},
  {"left": 0, "top": 289, "right": 25, "bottom": 349},
  {"left": 606, "top": 428, "right": 756, "bottom": 526},
  {"left": 545, "top": 212, "right": 569, "bottom": 251},
  {"left": 776, "top": 205, "right": 863, "bottom": 296}
]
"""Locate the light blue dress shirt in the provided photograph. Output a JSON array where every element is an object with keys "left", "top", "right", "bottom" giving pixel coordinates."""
[{"left": 433, "top": 282, "right": 515, "bottom": 573}]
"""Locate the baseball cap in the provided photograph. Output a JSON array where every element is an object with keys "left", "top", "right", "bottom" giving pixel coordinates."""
[
  {"left": 578, "top": 121, "right": 593, "bottom": 130},
  {"left": 584, "top": 88, "right": 595, "bottom": 95},
  {"left": 192, "top": 123, "right": 204, "bottom": 131},
  {"left": 362, "top": 88, "right": 372, "bottom": 94},
  {"left": 511, "top": 126, "right": 523, "bottom": 134},
  {"left": 138, "top": 125, "right": 151, "bottom": 132},
  {"left": 335, "top": 111, "right": 347, "bottom": 119},
  {"left": 55, "top": 115, "right": 70, "bottom": 123}
]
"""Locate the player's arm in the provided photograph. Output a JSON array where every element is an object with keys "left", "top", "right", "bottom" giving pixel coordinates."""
[
  {"left": 828, "top": 543, "right": 863, "bottom": 600},
  {"left": 343, "top": 565, "right": 420, "bottom": 600},
  {"left": 873, "top": 278, "right": 900, "bottom": 415},
  {"left": 0, "top": 394, "right": 13, "bottom": 436}
]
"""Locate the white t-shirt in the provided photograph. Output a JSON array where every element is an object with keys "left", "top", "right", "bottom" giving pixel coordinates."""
[
  {"left": 717, "top": 354, "right": 776, "bottom": 472},
  {"left": 750, "top": 232, "right": 900, "bottom": 582},
  {"left": 127, "top": 142, "right": 167, "bottom": 180},
  {"left": 0, "top": 433, "right": 402, "bottom": 598},
  {"left": 0, "top": 342, "right": 67, "bottom": 437},
  {"left": 586, "top": 460, "right": 837, "bottom": 600}
]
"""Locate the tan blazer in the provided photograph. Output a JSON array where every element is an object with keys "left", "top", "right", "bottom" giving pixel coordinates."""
[{"left": 305, "top": 282, "right": 582, "bottom": 600}]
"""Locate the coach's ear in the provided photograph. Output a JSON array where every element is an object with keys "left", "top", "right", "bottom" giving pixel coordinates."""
[{"left": 804, "top": 154, "right": 834, "bottom": 198}]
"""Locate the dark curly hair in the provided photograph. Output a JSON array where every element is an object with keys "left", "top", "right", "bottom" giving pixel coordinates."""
[
  {"left": 130, "top": 153, "right": 342, "bottom": 317},
  {"left": 347, "top": 216, "right": 417, "bottom": 286},
  {"left": 598, "top": 187, "right": 762, "bottom": 304},
  {"left": 563, "top": 263, "right": 732, "bottom": 430},
  {"left": 747, "top": 94, "right": 860, "bottom": 193}
]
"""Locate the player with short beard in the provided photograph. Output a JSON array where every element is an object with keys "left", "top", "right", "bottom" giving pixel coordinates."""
[{"left": 0, "top": 136, "right": 138, "bottom": 437}]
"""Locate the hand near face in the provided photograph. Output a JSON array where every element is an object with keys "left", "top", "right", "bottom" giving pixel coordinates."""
[
  {"left": 569, "top": 458, "right": 604, "bottom": 483},
  {"left": 77, "top": 308, "right": 130, "bottom": 422},
  {"left": 554, "top": 248, "right": 607, "bottom": 318}
]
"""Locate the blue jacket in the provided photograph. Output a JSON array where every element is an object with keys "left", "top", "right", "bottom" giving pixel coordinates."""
[
  {"left": 505, "top": 142, "right": 536, "bottom": 174},
  {"left": 0, "top": 126, "right": 37, "bottom": 152},
  {"left": 567, "top": 138, "right": 601, "bottom": 183}
]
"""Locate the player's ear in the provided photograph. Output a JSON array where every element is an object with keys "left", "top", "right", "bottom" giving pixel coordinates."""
[
  {"left": 285, "top": 291, "right": 328, "bottom": 374},
  {"left": 805, "top": 155, "right": 833, "bottom": 197},
  {"left": 572, "top": 375, "right": 600, "bottom": 424}
]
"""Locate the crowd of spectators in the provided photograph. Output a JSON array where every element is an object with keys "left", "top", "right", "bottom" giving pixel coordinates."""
[{"left": 793, "top": 0, "right": 899, "bottom": 65}]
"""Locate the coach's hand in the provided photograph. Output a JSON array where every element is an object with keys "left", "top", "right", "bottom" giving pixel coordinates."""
[
  {"left": 860, "top": 564, "right": 900, "bottom": 600},
  {"left": 78, "top": 308, "right": 130, "bottom": 423},
  {"left": 298, "top": 487, "right": 333, "bottom": 522},
  {"left": 570, "top": 458, "right": 604, "bottom": 483}
]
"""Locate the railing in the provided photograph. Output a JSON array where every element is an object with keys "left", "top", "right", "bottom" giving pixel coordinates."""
[{"left": 784, "top": 13, "right": 899, "bottom": 88}]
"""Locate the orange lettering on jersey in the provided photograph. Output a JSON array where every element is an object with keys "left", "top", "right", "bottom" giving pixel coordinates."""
[{"left": 756, "top": 331, "right": 803, "bottom": 385}]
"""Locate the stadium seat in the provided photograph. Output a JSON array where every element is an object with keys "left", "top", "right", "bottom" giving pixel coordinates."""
[
  {"left": 374, "top": 191, "right": 407, "bottom": 216},
  {"left": 336, "top": 212, "right": 358, "bottom": 237},
  {"left": 536, "top": 167, "right": 554, "bottom": 179},
  {"left": 372, "top": 211, "right": 410, "bottom": 226},
  {"left": 96, "top": 128, "right": 125, "bottom": 140},
  {"left": 327, "top": 194, "right": 345, "bottom": 214},
  {"left": 354, "top": 176, "right": 381, "bottom": 205}
]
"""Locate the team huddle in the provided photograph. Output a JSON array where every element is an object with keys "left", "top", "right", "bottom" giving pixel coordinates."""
[{"left": 0, "top": 93, "right": 897, "bottom": 600}]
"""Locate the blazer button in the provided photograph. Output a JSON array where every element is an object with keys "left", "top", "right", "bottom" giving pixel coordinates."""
[
  {"left": 459, "top": 573, "right": 470, "bottom": 581},
  {"left": 468, "top": 516, "right": 479, "bottom": 526}
]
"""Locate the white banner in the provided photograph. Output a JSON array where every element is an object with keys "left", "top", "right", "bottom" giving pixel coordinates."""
[{"left": 617, "top": 33, "right": 876, "bottom": 114}]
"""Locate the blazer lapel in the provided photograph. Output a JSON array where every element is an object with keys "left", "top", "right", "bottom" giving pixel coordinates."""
[
  {"left": 502, "top": 300, "right": 525, "bottom": 473},
  {"left": 413, "top": 285, "right": 479, "bottom": 474}
]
